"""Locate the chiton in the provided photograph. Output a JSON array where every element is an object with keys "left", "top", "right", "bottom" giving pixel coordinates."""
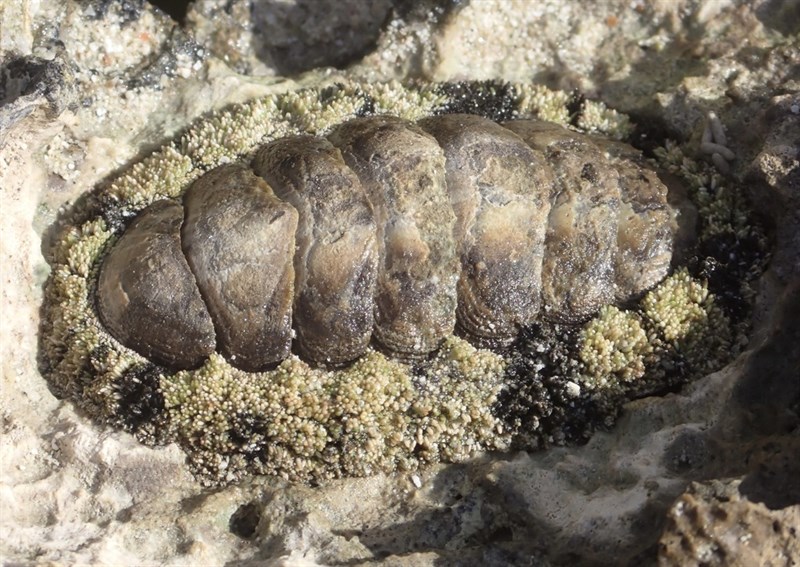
[
  {"left": 95, "top": 113, "right": 676, "bottom": 372},
  {"left": 42, "top": 80, "right": 766, "bottom": 484}
]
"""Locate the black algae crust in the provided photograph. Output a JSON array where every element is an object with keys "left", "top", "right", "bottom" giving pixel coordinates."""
[{"left": 437, "top": 80, "right": 519, "bottom": 122}]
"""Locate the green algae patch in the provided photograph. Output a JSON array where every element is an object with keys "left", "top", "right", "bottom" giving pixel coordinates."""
[
  {"left": 578, "top": 305, "right": 652, "bottom": 390},
  {"left": 156, "top": 339, "right": 508, "bottom": 483}
]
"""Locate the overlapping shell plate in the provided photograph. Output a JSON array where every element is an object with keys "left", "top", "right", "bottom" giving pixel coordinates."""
[
  {"left": 40, "top": 80, "right": 766, "bottom": 484},
  {"left": 96, "top": 112, "right": 675, "bottom": 371}
]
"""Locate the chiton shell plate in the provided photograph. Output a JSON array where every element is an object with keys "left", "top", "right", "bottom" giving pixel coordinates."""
[{"left": 95, "top": 110, "right": 676, "bottom": 371}]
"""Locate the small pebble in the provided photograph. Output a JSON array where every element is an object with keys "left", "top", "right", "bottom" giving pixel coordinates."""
[
  {"left": 701, "top": 141, "right": 735, "bottom": 161},
  {"left": 565, "top": 381, "right": 581, "bottom": 398},
  {"left": 707, "top": 111, "right": 727, "bottom": 146},
  {"left": 711, "top": 152, "right": 731, "bottom": 175}
]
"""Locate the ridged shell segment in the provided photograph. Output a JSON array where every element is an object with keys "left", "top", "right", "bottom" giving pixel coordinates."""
[{"left": 96, "top": 115, "right": 675, "bottom": 370}]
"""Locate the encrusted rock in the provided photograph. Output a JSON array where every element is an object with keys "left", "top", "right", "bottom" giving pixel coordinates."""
[
  {"left": 39, "top": 80, "right": 766, "bottom": 486},
  {"left": 659, "top": 480, "right": 800, "bottom": 566}
]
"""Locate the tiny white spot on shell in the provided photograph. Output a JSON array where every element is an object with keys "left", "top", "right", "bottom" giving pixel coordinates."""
[
  {"left": 565, "top": 381, "right": 581, "bottom": 398},
  {"left": 707, "top": 111, "right": 727, "bottom": 146}
]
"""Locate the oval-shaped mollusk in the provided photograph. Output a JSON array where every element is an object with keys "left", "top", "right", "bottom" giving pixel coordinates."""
[{"left": 96, "top": 114, "right": 676, "bottom": 371}]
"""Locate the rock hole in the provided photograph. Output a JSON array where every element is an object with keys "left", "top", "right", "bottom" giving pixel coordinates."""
[{"left": 229, "top": 502, "right": 261, "bottom": 539}]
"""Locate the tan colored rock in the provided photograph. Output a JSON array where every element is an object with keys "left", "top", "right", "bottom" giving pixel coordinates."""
[
  {"left": 659, "top": 480, "right": 800, "bottom": 566},
  {"left": 2, "top": 0, "right": 798, "bottom": 565}
]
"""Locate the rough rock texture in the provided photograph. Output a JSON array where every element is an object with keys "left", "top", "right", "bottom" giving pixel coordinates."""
[
  {"left": 1, "top": 1, "right": 798, "bottom": 566},
  {"left": 660, "top": 479, "right": 800, "bottom": 566}
]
